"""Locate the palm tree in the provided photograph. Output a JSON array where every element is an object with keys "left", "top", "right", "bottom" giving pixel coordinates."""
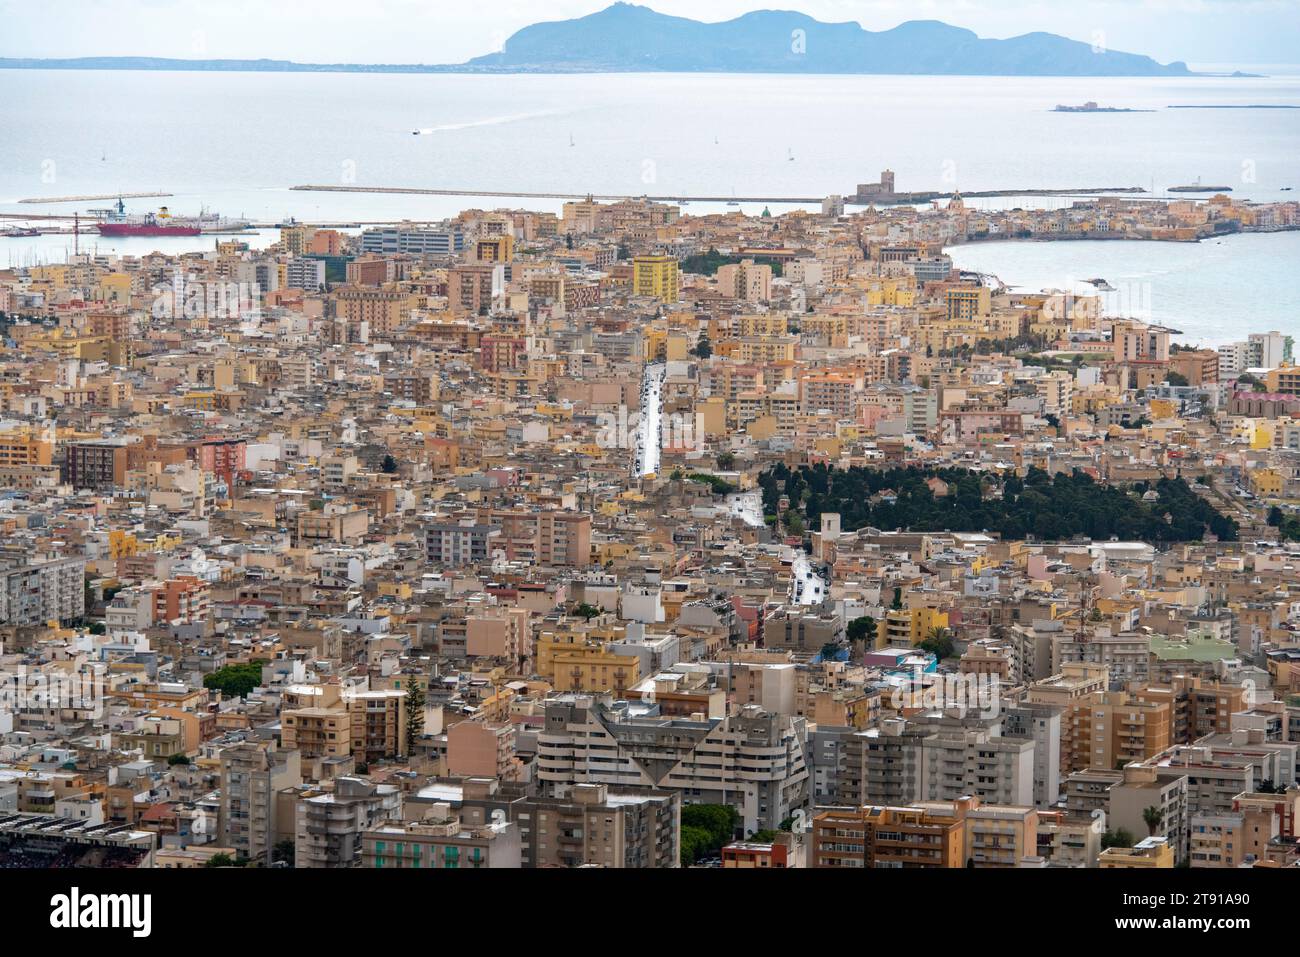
[
  {"left": 919, "top": 626, "right": 954, "bottom": 661},
  {"left": 1142, "top": 805, "right": 1164, "bottom": 836}
]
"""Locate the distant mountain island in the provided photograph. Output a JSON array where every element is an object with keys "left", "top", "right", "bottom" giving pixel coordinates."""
[
  {"left": 0, "top": 4, "right": 1205, "bottom": 78},
  {"left": 466, "top": 4, "right": 1196, "bottom": 76}
]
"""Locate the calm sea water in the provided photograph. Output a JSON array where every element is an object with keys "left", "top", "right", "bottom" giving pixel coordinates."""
[
  {"left": 1, "top": 69, "right": 1296, "bottom": 341},
  {"left": 947, "top": 232, "right": 1300, "bottom": 348}
]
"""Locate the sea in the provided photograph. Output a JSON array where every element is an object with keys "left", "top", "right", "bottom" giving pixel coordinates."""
[{"left": 1, "top": 68, "right": 1297, "bottom": 344}]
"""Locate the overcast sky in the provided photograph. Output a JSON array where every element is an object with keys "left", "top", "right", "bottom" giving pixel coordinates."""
[{"left": 1, "top": 0, "right": 1296, "bottom": 67}]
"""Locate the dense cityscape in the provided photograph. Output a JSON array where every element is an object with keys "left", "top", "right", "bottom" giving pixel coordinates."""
[{"left": 0, "top": 183, "right": 1297, "bottom": 882}]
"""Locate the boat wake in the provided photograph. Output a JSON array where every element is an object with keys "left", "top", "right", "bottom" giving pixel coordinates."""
[{"left": 411, "top": 109, "right": 573, "bottom": 135}]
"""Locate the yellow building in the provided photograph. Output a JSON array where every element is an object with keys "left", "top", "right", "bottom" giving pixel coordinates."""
[
  {"left": 1248, "top": 468, "right": 1282, "bottom": 498},
  {"left": 864, "top": 277, "right": 916, "bottom": 307},
  {"left": 536, "top": 619, "right": 640, "bottom": 694},
  {"left": 182, "top": 390, "right": 217, "bottom": 412},
  {"left": 645, "top": 328, "right": 690, "bottom": 361},
  {"left": 632, "top": 255, "right": 680, "bottom": 303},
  {"left": 735, "top": 336, "right": 797, "bottom": 364},
  {"left": 1264, "top": 366, "right": 1300, "bottom": 396},
  {"left": 474, "top": 235, "right": 514, "bottom": 263},
  {"left": 548, "top": 645, "right": 641, "bottom": 694},
  {"left": 737, "top": 313, "right": 788, "bottom": 337},
  {"left": 0, "top": 430, "right": 53, "bottom": 468},
  {"left": 98, "top": 272, "right": 134, "bottom": 304},
  {"left": 108, "top": 530, "right": 140, "bottom": 559},
  {"left": 884, "top": 606, "right": 950, "bottom": 648},
  {"left": 946, "top": 286, "right": 991, "bottom": 321}
]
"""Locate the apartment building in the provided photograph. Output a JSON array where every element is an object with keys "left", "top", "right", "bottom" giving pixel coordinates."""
[
  {"left": 449, "top": 263, "right": 503, "bottom": 317},
  {"left": 334, "top": 285, "right": 413, "bottom": 337},
  {"left": 1099, "top": 835, "right": 1174, "bottom": 868},
  {"left": 537, "top": 696, "right": 808, "bottom": 834},
  {"left": 914, "top": 716, "right": 1036, "bottom": 807},
  {"left": 0, "top": 430, "right": 52, "bottom": 469},
  {"left": 1054, "top": 633, "right": 1151, "bottom": 688},
  {"left": 218, "top": 741, "right": 303, "bottom": 866},
  {"left": 959, "top": 803, "right": 1039, "bottom": 868},
  {"left": 1034, "top": 810, "right": 1102, "bottom": 867},
  {"left": 63, "top": 438, "right": 130, "bottom": 488},
  {"left": 524, "top": 783, "right": 679, "bottom": 869},
  {"left": 1136, "top": 677, "right": 1249, "bottom": 744},
  {"left": 296, "top": 776, "right": 403, "bottom": 868},
  {"left": 281, "top": 685, "right": 408, "bottom": 764},
  {"left": 475, "top": 508, "right": 592, "bottom": 568},
  {"left": 446, "top": 720, "right": 524, "bottom": 782},
  {"left": 1189, "top": 813, "right": 1245, "bottom": 868},
  {"left": 1233, "top": 789, "right": 1300, "bottom": 863},
  {"left": 425, "top": 521, "right": 499, "bottom": 567},
  {"left": 346, "top": 690, "right": 408, "bottom": 763},
  {"left": 0, "top": 552, "right": 86, "bottom": 626},
  {"left": 285, "top": 257, "right": 326, "bottom": 293},
  {"left": 1065, "top": 692, "right": 1171, "bottom": 774},
  {"left": 811, "top": 802, "right": 966, "bottom": 869},
  {"left": 716, "top": 259, "right": 772, "bottom": 303},
  {"left": 631, "top": 255, "right": 680, "bottom": 303},
  {"left": 1108, "top": 764, "right": 1189, "bottom": 865},
  {"left": 1001, "top": 702, "right": 1063, "bottom": 808},
  {"left": 361, "top": 809, "right": 521, "bottom": 869},
  {"left": 150, "top": 576, "right": 211, "bottom": 626},
  {"left": 360, "top": 224, "right": 464, "bottom": 256},
  {"left": 722, "top": 832, "right": 803, "bottom": 868}
]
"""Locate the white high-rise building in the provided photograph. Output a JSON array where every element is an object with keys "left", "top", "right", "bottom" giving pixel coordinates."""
[
  {"left": 0, "top": 553, "right": 86, "bottom": 626},
  {"left": 1219, "top": 331, "right": 1295, "bottom": 379}
]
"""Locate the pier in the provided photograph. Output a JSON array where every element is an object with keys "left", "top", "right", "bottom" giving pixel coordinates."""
[{"left": 18, "top": 191, "right": 172, "bottom": 204}]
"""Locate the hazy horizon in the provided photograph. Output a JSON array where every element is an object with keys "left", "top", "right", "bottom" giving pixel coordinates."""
[{"left": 1, "top": 1, "right": 1297, "bottom": 69}]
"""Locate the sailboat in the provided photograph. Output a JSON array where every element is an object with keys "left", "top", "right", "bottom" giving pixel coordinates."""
[
  {"left": 787, "top": 147, "right": 795, "bottom": 162},
  {"left": 569, "top": 133, "right": 575, "bottom": 147}
]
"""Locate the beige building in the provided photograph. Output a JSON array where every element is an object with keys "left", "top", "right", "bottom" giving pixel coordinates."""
[
  {"left": 1066, "top": 691, "right": 1171, "bottom": 773},
  {"left": 446, "top": 720, "right": 524, "bottom": 782},
  {"left": 218, "top": 741, "right": 302, "bottom": 865},
  {"left": 717, "top": 259, "right": 772, "bottom": 303},
  {"left": 1099, "top": 835, "right": 1174, "bottom": 868},
  {"left": 525, "top": 783, "right": 679, "bottom": 869}
]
